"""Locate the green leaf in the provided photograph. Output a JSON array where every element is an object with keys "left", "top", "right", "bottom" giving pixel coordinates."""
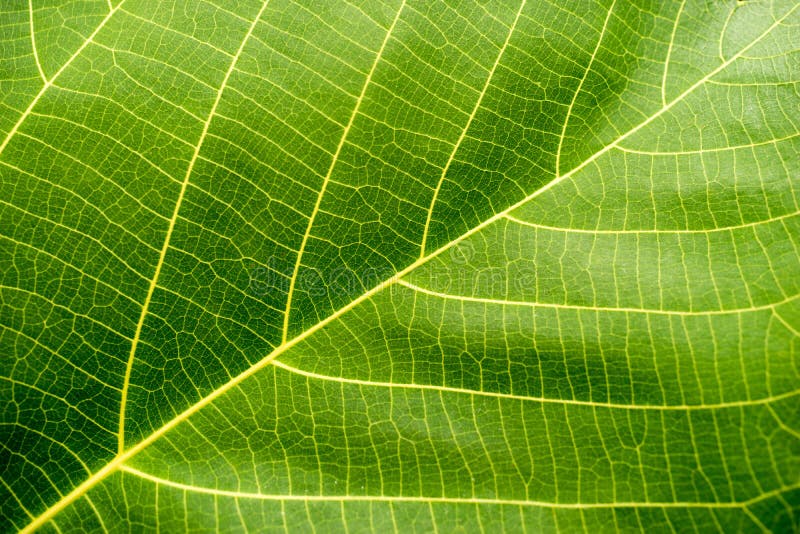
[{"left": 2, "top": 0, "right": 799, "bottom": 531}]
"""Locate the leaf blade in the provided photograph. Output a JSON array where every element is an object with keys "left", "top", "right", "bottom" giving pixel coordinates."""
[{"left": 2, "top": 1, "right": 799, "bottom": 532}]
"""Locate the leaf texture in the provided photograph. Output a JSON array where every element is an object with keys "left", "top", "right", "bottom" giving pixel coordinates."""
[{"left": 1, "top": 0, "right": 799, "bottom": 532}]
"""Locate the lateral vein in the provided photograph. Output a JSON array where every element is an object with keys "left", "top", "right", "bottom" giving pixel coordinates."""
[
  {"left": 662, "top": 0, "right": 686, "bottom": 105},
  {"left": 397, "top": 279, "right": 800, "bottom": 316},
  {"left": 28, "top": 0, "right": 47, "bottom": 83},
  {"left": 282, "top": 0, "right": 407, "bottom": 343},
  {"left": 419, "top": 0, "right": 527, "bottom": 257},
  {"left": 503, "top": 210, "right": 800, "bottom": 235},
  {"left": 117, "top": 0, "right": 272, "bottom": 453},
  {"left": 119, "top": 465, "right": 799, "bottom": 509},
  {"left": 555, "top": 0, "right": 616, "bottom": 177},
  {"left": 272, "top": 359, "right": 800, "bottom": 412}
]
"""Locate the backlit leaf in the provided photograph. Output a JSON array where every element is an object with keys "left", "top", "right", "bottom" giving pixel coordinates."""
[{"left": 2, "top": 0, "right": 799, "bottom": 531}]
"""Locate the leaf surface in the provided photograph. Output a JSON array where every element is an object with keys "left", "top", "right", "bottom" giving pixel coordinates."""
[{"left": 2, "top": 0, "right": 799, "bottom": 532}]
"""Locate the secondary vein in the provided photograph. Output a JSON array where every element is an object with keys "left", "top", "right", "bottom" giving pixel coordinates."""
[
  {"left": 117, "top": 0, "right": 273, "bottom": 454},
  {"left": 28, "top": 0, "right": 47, "bottom": 84},
  {"left": 419, "top": 0, "right": 528, "bottom": 257},
  {"left": 282, "top": 0, "right": 408, "bottom": 343},
  {"left": 555, "top": 0, "right": 617, "bottom": 177}
]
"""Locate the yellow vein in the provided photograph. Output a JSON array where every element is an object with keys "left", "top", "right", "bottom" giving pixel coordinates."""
[
  {"left": 766, "top": 404, "right": 800, "bottom": 441},
  {"left": 419, "top": 0, "right": 527, "bottom": 258},
  {"left": 556, "top": 0, "right": 616, "bottom": 177},
  {"left": 397, "top": 279, "right": 800, "bottom": 317},
  {"left": 118, "top": 8, "right": 235, "bottom": 58},
  {"left": 616, "top": 131, "right": 800, "bottom": 156},
  {"left": 282, "top": 0, "right": 407, "bottom": 343},
  {"left": 0, "top": 1, "right": 125, "bottom": 157},
  {"left": 272, "top": 360, "right": 799, "bottom": 412},
  {"left": 662, "top": 0, "right": 686, "bottom": 106},
  {"left": 28, "top": 0, "right": 46, "bottom": 83},
  {"left": 117, "top": 0, "right": 272, "bottom": 454},
  {"left": 503, "top": 209, "right": 800, "bottom": 235},
  {"left": 82, "top": 495, "right": 108, "bottom": 533},
  {"left": 20, "top": 6, "right": 798, "bottom": 532},
  {"left": 742, "top": 507, "right": 771, "bottom": 533},
  {"left": 773, "top": 311, "right": 800, "bottom": 338},
  {"left": 719, "top": 5, "right": 737, "bottom": 62},
  {"left": 7, "top": 422, "right": 91, "bottom": 474},
  {"left": 0, "top": 476, "right": 32, "bottom": 522},
  {"left": 118, "top": 465, "right": 797, "bottom": 509}
]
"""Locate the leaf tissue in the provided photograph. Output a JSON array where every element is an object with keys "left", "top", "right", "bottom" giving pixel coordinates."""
[{"left": 1, "top": 0, "right": 799, "bottom": 532}]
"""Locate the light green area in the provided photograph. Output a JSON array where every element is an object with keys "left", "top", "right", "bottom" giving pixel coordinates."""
[{"left": 1, "top": 0, "right": 798, "bottom": 532}]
